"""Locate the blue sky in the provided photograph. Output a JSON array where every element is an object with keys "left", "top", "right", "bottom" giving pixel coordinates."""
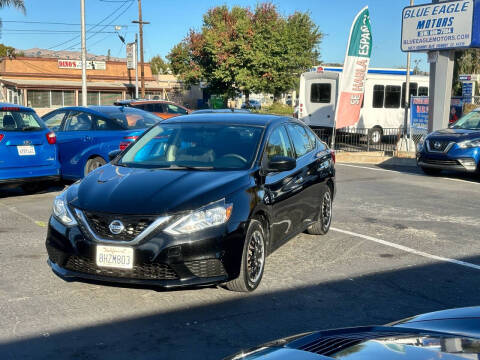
[{"left": 0, "top": 0, "right": 427, "bottom": 70}]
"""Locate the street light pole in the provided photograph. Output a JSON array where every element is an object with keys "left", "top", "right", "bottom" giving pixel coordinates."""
[
  {"left": 403, "top": 0, "right": 414, "bottom": 135},
  {"left": 132, "top": 0, "right": 149, "bottom": 99},
  {"left": 80, "top": 0, "right": 87, "bottom": 106},
  {"left": 135, "top": 33, "right": 139, "bottom": 99}
]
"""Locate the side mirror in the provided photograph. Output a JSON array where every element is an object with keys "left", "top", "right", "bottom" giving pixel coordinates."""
[
  {"left": 108, "top": 149, "right": 121, "bottom": 161},
  {"left": 264, "top": 155, "right": 296, "bottom": 173}
]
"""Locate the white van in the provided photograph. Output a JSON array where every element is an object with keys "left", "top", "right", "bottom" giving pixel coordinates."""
[{"left": 298, "top": 67, "right": 429, "bottom": 143}]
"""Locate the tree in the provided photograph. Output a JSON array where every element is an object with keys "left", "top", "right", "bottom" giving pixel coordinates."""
[
  {"left": 167, "top": 3, "right": 322, "bottom": 102},
  {"left": 150, "top": 55, "right": 170, "bottom": 75},
  {"left": 0, "top": 0, "right": 25, "bottom": 12},
  {"left": 453, "top": 49, "right": 480, "bottom": 96},
  {"left": 0, "top": 43, "right": 17, "bottom": 58}
]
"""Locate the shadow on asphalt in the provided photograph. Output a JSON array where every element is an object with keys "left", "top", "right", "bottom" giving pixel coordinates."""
[
  {"left": 0, "top": 183, "right": 66, "bottom": 199},
  {"left": 3, "top": 255, "right": 480, "bottom": 360},
  {"left": 374, "top": 164, "right": 480, "bottom": 183}
]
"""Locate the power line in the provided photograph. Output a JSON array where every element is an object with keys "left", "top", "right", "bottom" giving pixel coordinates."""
[
  {"left": 1, "top": 20, "right": 129, "bottom": 27},
  {"left": 3, "top": 29, "right": 118, "bottom": 33},
  {"left": 46, "top": 0, "right": 132, "bottom": 50}
]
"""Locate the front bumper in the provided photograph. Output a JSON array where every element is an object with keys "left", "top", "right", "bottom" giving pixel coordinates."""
[
  {"left": 417, "top": 146, "right": 479, "bottom": 173},
  {"left": 46, "top": 215, "right": 247, "bottom": 288}
]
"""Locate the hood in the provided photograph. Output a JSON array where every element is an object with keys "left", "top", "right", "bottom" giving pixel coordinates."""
[
  {"left": 71, "top": 164, "right": 253, "bottom": 214},
  {"left": 428, "top": 128, "right": 480, "bottom": 142}
]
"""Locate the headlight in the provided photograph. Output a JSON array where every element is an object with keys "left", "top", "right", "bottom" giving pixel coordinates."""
[
  {"left": 458, "top": 138, "right": 480, "bottom": 149},
  {"left": 417, "top": 134, "right": 427, "bottom": 151},
  {"left": 164, "top": 199, "right": 233, "bottom": 235},
  {"left": 52, "top": 190, "right": 77, "bottom": 226}
]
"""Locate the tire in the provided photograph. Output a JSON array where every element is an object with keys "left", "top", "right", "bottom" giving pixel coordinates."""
[
  {"left": 369, "top": 127, "right": 383, "bottom": 145},
  {"left": 420, "top": 166, "right": 442, "bottom": 176},
  {"left": 84, "top": 156, "right": 106, "bottom": 176},
  {"left": 307, "top": 187, "right": 333, "bottom": 235},
  {"left": 225, "top": 218, "right": 266, "bottom": 292}
]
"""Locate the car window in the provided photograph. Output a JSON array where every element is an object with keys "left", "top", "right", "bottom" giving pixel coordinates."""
[
  {"left": 166, "top": 104, "right": 188, "bottom": 114},
  {"left": 452, "top": 111, "right": 480, "bottom": 130},
  {"left": 92, "top": 107, "right": 161, "bottom": 129},
  {"left": 287, "top": 123, "right": 314, "bottom": 158},
  {"left": 64, "top": 111, "right": 93, "bottom": 131},
  {"left": 119, "top": 124, "right": 263, "bottom": 170},
  {"left": 266, "top": 126, "right": 294, "bottom": 160},
  {"left": 153, "top": 104, "right": 165, "bottom": 113},
  {"left": 305, "top": 126, "right": 321, "bottom": 149},
  {"left": 43, "top": 111, "right": 66, "bottom": 131},
  {"left": 0, "top": 109, "right": 44, "bottom": 131},
  {"left": 96, "top": 117, "right": 123, "bottom": 130}
]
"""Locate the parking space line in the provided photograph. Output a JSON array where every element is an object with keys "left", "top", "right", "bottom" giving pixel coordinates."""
[
  {"left": 337, "top": 163, "right": 480, "bottom": 185},
  {"left": 331, "top": 227, "right": 480, "bottom": 271},
  {"left": 0, "top": 202, "right": 47, "bottom": 228}
]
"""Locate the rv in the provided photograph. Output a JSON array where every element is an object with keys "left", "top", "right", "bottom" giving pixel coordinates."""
[{"left": 298, "top": 67, "right": 429, "bottom": 144}]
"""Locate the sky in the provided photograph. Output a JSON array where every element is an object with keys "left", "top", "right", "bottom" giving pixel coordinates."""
[{"left": 0, "top": 0, "right": 428, "bottom": 71}]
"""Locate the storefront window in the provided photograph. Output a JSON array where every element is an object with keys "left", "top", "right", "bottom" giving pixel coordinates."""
[
  {"left": 51, "top": 91, "right": 63, "bottom": 107},
  {"left": 27, "top": 90, "right": 50, "bottom": 108},
  {"left": 78, "top": 91, "right": 100, "bottom": 106},
  {"left": 100, "top": 92, "right": 122, "bottom": 105},
  {"left": 64, "top": 91, "right": 75, "bottom": 106}
]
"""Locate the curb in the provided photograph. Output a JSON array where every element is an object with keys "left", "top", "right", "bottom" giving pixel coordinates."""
[{"left": 336, "top": 152, "right": 417, "bottom": 167}]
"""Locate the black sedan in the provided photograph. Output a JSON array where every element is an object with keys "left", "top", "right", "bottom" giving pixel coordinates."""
[
  {"left": 225, "top": 306, "right": 480, "bottom": 359},
  {"left": 45, "top": 113, "right": 335, "bottom": 292}
]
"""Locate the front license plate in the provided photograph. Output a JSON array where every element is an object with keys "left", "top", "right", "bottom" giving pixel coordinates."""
[
  {"left": 96, "top": 245, "right": 134, "bottom": 269},
  {"left": 17, "top": 145, "right": 35, "bottom": 156}
]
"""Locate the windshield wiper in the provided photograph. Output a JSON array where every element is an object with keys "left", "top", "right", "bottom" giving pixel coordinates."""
[{"left": 162, "top": 165, "right": 215, "bottom": 170}]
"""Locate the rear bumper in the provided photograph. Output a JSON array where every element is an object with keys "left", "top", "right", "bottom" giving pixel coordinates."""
[{"left": 0, "top": 165, "right": 61, "bottom": 183}]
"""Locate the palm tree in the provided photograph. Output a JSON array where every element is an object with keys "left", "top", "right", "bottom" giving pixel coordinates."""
[{"left": 0, "top": 0, "right": 25, "bottom": 13}]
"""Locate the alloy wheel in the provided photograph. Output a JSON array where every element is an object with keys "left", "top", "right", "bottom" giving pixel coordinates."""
[
  {"left": 247, "top": 230, "right": 265, "bottom": 284},
  {"left": 321, "top": 190, "right": 332, "bottom": 232}
]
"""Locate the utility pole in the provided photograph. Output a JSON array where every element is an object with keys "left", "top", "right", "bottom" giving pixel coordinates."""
[
  {"left": 135, "top": 33, "right": 139, "bottom": 99},
  {"left": 403, "top": 0, "right": 414, "bottom": 134},
  {"left": 132, "top": 0, "right": 149, "bottom": 98},
  {"left": 80, "top": 0, "right": 87, "bottom": 106}
]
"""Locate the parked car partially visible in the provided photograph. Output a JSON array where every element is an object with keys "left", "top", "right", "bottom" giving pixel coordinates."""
[
  {"left": 42, "top": 106, "right": 161, "bottom": 180},
  {"left": 417, "top": 109, "right": 480, "bottom": 175},
  {"left": 113, "top": 99, "right": 191, "bottom": 119},
  {"left": 241, "top": 99, "right": 262, "bottom": 110},
  {"left": 0, "top": 103, "right": 60, "bottom": 192},
  {"left": 191, "top": 108, "right": 251, "bottom": 114}
]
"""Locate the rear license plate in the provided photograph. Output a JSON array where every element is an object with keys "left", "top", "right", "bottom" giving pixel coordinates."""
[
  {"left": 96, "top": 245, "right": 134, "bottom": 269},
  {"left": 17, "top": 145, "right": 35, "bottom": 156}
]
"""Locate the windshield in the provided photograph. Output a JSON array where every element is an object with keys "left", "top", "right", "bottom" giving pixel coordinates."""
[
  {"left": 451, "top": 111, "right": 480, "bottom": 130},
  {"left": 100, "top": 107, "right": 162, "bottom": 129},
  {"left": 0, "top": 109, "right": 44, "bottom": 131},
  {"left": 118, "top": 123, "right": 264, "bottom": 170}
]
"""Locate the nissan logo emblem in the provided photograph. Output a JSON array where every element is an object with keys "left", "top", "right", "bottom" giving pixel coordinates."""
[
  {"left": 434, "top": 141, "right": 442, "bottom": 150},
  {"left": 109, "top": 220, "right": 125, "bottom": 235}
]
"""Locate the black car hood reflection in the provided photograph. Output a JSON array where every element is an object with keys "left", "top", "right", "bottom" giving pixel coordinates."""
[{"left": 72, "top": 163, "right": 253, "bottom": 214}]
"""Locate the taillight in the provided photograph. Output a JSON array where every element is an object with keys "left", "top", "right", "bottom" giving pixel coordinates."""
[
  {"left": 46, "top": 132, "right": 56, "bottom": 145},
  {"left": 119, "top": 135, "right": 138, "bottom": 151},
  {"left": 0, "top": 134, "right": 4, "bottom": 142},
  {"left": 330, "top": 149, "right": 336, "bottom": 164}
]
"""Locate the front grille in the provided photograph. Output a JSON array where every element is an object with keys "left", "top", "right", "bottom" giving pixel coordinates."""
[
  {"left": 184, "top": 259, "right": 227, "bottom": 278},
  {"left": 82, "top": 211, "right": 158, "bottom": 241},
  {"left": 297, "top": 331, "right": 408, "bottom": 357},
  {"left": 422, "top": 158, "right": 458, "bottom": 166},
  {"left": 427, "top": 140, "right": 451, "bottom": 152},
  {"left": 64, "top": 256, "right": 178, "bottom": 280}
]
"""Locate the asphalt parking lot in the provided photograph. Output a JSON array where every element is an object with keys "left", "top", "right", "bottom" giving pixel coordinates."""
[{"left": 1, "top": 164, "right": 480, "bottom": 360}]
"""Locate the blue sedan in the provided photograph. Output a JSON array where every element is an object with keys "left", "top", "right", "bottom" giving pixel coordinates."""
[
  {"left": 0, "top": 103, "right": 60, "bottom": 191},
  {"left": 417, "top": 109, "right": 480, "bottom": 175},
  {"left": 42, "top": 106, "right": 161, "bottom": 180}
]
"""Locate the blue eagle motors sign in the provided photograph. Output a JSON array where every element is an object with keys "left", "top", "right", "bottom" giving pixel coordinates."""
[{"left": 401, "top": 0, "right": 480, "bottom": 52}]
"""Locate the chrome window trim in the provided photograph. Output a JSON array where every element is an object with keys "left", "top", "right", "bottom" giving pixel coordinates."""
[
  {"left": 426, "top": 140, "right": 455, "bottom": 153},
  {"left": 74, "top": 208, "right": 170, "bottom": 245}
]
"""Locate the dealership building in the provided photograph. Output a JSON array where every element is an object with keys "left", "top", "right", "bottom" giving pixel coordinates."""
[{"left": 0, "top": 56, "right": 185, "bottom": 115}]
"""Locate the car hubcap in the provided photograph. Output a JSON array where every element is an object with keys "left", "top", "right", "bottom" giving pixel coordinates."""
[
  {"left": 247, "top": 230, "right": 265, "bottom": 284},
  {"left": 322, "top": 191, "right": 332, "bottom": 231}
]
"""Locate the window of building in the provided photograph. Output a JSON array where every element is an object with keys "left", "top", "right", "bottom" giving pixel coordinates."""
[
  {"left": 311, "top": 83, "right": 331, "bottom": 103},
  {"left": 27, "top": 90, "right": 50, "bottom": 108},
  {"left": 418, "top": 86, "right": 428, "bottom": 96},
  {"left": 372, "top": 85, "right": 385, "bottom": 108},
  {"left": 51, "top": 91, "right": 63, "bottom": 107},
  {"left": 384, "top": 85, "right": 401, "bottom": 108},
  {"left": 100, "top": 92, "right": 122, "bottom": 105}
]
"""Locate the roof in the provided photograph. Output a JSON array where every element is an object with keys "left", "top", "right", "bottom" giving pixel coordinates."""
[
  {"left": 164, "top": 113, "right": 289, "bottom": 126},
  {"left": 191, "top": 108, "right": 251, "bottom": 114},
  {"left": 49, "top": 105, "right": 142, "bottom": 119},
  {"left": 114, "top": 99, "right": 173, "bottom": 104}
]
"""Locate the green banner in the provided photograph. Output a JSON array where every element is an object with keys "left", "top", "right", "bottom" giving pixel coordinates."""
[{"left": 347, "top": 8, "right": 372, "bottom": 58}]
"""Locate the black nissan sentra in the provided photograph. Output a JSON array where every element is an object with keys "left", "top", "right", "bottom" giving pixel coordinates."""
[{"left": 46, "top": 113, "right": 335, "bottom": 292}]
